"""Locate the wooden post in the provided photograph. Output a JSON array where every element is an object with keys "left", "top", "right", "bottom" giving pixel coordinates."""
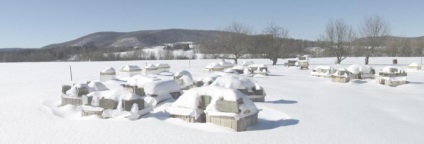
[{"left": 70, "top": 65, "right": 73, "bottom": 81}]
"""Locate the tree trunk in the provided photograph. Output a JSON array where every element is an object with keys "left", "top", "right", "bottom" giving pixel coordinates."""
[
  {"left": 365, "top": 55, "right": 369, "bottom": 65},
  {"left": 336, "top": 57, "right": 341, "bottom": 64},
  {"left": 233, "top": 58, "right": 238, "bottom": 64},
  {"left": 272, "top": 58, "right": 278, "bottom": 65}
]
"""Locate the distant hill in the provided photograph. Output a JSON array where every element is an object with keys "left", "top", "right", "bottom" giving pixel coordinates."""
[{"left": 42, "top": 29, "right": 229, "bottom": 49}]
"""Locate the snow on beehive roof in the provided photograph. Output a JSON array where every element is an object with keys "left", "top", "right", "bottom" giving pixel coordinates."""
[
  {"left": 143, "top": 80, "right": 180, "bottom": 96},
  {"left": 219, "top": 61, "right": 234, "bottom": 67},
  {"left": 241, "top": 61, "right": 254, "bottom": 66},
  {"left": 232, "top": 65, "right": 246, "bottom": 70},
  {"left": 101, "top": 67, "right": 116, "bottom": 73},
  {"left": 155, "top": 63, "right": 170, "bottom": 68},
  {"left": 167, "top": 86, "right": 258, "bottom": 118},
  {"left": 88, "top": 81, "right": 109, "bottom": 91},
  {"left": 122, "top": 92, "right": 142, "bottom": 100},
  {"left": 347, "top": 64, "right": 361, "bottom": 74},
  {"left": 174, "top": 70, "right": 192, "bottom": 78},
  {"left": 314, "top": 65, "right": 333, "bottom": 70},
  {"left": 121, "top": 65, "right": 141, "bottom": 72},
  {"left": 248, "top": 64, "right": 267, "bottom": 68},
  {"left": 381, "top": 66, "right": 404, "bottom": 73},
  {"left": 409, "top": 62, "right": 421, "bottom": 67},
  {"left": 125, "top": 75, "right": 160, "bottom": 87},
  {"left": 210, "top": 75, "right": 257, "bottom": 90},
  {"left": 145, "top": 64, "right": 157, "bottom": 69},
  {"left": 331, "top": 69, "right": 350, "bottom": 78},
  {"left": 65, "top": 83, "right": 93, "bottom": 97},
  {"left": 206, "top": 63, "right": 223, "bottom": 69}
]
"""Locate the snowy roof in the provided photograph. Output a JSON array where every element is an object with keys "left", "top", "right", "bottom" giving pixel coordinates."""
[
  {"left": 248, "top": 64, "right": 267, "bottom": 68},
  {"left": 381, "top": 66, "right": 404, "bottom": 73},
  {"left": 206, "top": 63, "right": 223, "bottom": 69},
  {"left": 174, "top": 70, "right": 192, "bottom": 78},
  {"left": 88, "top": 89, "right": 129, "bottom": 101},
  {"left": 143, "top": 80, "right": 181, "bottom": 96},
  {"left": 241, "top": 61, "right": 254, "bottom": 66},
  {"left": 122, "top": 93, "right": 142, "bottom": 101},
  {"left": 409, "top": 62, "right": 421, "bottom": 67},
  {"left": 121, "top": 65, "right": 141, "bottom": 72},
  {"left": 145, "top": 64, "right": 157, "bottom": 69},
  {"left": 332, "top": 68, "right": 350, "bottom": 77},
  {"left": 347, "top": 64, "right": 361, "bottom": 74},
  {"left": 210, "top": 75, "right": 259, "bottom": 90},
  {"left": 232, "top": 65, "right": 246, "bottom": 70},
  {"left": 125, "top": 75, "right": 160, "bottom": 87},
  {"left": 88, "top": 81, "right": 109, "bottom": 91},
  {"left": 347, "top": 64, "right": 374, "bottom": 74},
  {"left": 313, "top": 65, "right": 333, "bottom": 70},
  {"left": 167, "top": 86, "right": 258, "bottom": 118},
  {"left": 65, "top": 83, "right": 93, "bottom": 97},
  {"left": 219, "top": 61, "right": 234, "bottom": 67},
  {"left": 155, "top": 63, "right": 170, "bottom": 68},
  {"left": 101, "top": 67, "right": 116, "bottom": 74}
]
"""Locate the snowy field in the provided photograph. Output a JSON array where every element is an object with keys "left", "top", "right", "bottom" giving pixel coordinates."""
[{"left": 0, "top": 57, "right": 423, "bottom": 144}]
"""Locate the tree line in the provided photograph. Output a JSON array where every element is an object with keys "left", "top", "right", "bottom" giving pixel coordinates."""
[{"left": 1, "top": 15, "right": 423, "bottom": 64}]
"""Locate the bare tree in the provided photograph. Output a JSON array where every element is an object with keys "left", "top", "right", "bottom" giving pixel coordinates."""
[
  {"left": 262, "top": 23, "right": 290, "bottom": 65},
  {"left": 219, "top": 22, "right": 252, "bottom": 64},
  {"left": 319, "top": 19, "right": 355, "bottom": 64},
  {"left": 360, "top": 15, "right": 391, "bottom": 65}
]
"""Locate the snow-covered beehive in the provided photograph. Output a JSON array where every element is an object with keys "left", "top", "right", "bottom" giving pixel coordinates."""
[
  {"left": 166, "top": 86, "right": 259, "bottom": 131},
  {"left": 124, "top": 75, "right": 160, "bottom": 96},
  {"left": 83, "top": 88, "right": 146, "bottom": 118},
  {"left": 142, "top": 64, "right": 159, "bottom": 75},
  {"left": 311, "top": 66, "right": 336, "bottom": 77},
  {"left": 193, "top": 75, "right": 221, "bottom": 87},
  {"left": 232, "top": 65, "right": 247, "bottom": 74},
  {"left": 376, "top": 66, "right": 407, "bottom": 87},
  {"left": 143, "top": 80, "right": 182, "bottom": 106},
  {"left": 61, "top": 83, "right": 92, "bottom": 106},
  {"left": 155, "top": 63, "right": 171, "bottom": 72},
  {"left": 210, "top": 75, "right": 266, "bottom": 102},
  {"left": 331, "top": 68, "right": 351, "bottom": 83},
  {"left": 204, "top": 63, "right": 224, "bottom": 72},
  {"left": 298, "top": 55, "right": 309, "bottom": 70},
  {"left": 100, "top": 67, "right": 116, "bottom": 82},
  {"left": 347, "top": 64, "right": 375, "bottom": 79},
  {"left": 120, "top": 65, "right": 141, "bottom": 77},
  {"left": 219, "top": 61, "right": 235, "bottom": 69},
  {"left": 173, "top": 70, "right": 194, "bottom": 90},
  {"left": 407, "top": 62, "right": 422, "bottom": 71},
  {"left": 248, "top": 64, "right": 269, "bottom": 76}
]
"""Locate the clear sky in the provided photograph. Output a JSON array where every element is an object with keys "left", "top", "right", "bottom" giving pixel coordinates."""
[{"left": 1, "top": 0, "right": 423, "bottom": 48}]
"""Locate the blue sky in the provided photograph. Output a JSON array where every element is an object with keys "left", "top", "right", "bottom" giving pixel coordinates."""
[{"left": 1, "top": 0, "right": 423, "bottom": 48}]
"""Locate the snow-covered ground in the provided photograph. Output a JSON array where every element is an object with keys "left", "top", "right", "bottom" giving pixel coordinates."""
[{"left": 0, "top": 57, "right": 423, "bottom": 144}]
